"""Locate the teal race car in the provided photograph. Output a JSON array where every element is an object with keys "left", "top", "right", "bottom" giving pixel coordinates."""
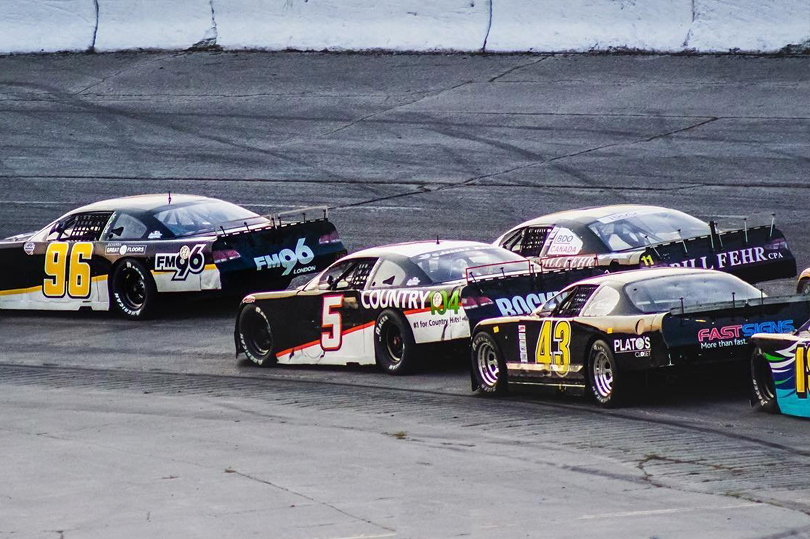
[{"left": 750, "top": 320, "right": 810, "bottom": 418}]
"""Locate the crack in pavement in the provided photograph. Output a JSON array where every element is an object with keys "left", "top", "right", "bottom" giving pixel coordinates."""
[
  {"left": 225, "top": 469, "right": 397, "bottom": 534},
  {"left": 318, "top": 79, "right": 475, "bottom": 139},
  {"left": 488, "top": 55, "right": 551, "bottom": 83},
  {"left": 335, "top": 116, "right": 720, "bottom": 209}
]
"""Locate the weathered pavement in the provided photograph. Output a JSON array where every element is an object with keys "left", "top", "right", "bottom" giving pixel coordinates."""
[{"left": 0, "top": 51, "right": 808, "bottom": 538}]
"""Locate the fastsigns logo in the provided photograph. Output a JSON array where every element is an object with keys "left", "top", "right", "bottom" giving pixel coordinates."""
[
  {"left": 255, "top": 238, "right": 315, "bottom": 276},
  {"left": 155, "top": 244, "right": 206, "bottom": 281},
  {"left": 697, "top": 320, "right": 794, "bottom": 342}
]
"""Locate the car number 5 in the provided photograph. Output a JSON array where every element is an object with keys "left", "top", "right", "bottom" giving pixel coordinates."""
[{"left": 321, "top": 294, "right": 343, "bottom": 351}]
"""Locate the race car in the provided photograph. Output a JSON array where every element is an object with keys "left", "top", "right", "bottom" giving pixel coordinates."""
[
  {"left": 798, "top": 267, "right": 810, "bottom": 294},
  {"left": 470, "top": 267, "right": 810, "bottom": 407},
  {"left": 494, "top": 205, "right": 796, "bottom": 284},
  {"left": 0, "top": 194, "right": 345, "bottom": 319},
  {"left": 234, "top": 240, "right": 597, "bottom": 374},
  {"left": 750, "top": 320, "right": 810, "bottom": 418}
]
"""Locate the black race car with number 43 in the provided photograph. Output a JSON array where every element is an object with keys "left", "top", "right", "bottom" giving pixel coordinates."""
[
  {"left": 470, "top": 267, "right": 810, "bottom": 407},
  {"left": 235, "top": 240, "right": 597, "bottom": 374},
  {"left": 495, "top": 205, "right": 795, "bottom": 284},
  {"left": 0, "top": 194, "right": 345, "bottom": 319}
]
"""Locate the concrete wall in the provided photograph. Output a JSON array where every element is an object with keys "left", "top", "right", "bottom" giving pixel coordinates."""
[{"left": 1, "top": 0, "right": 808, "bottom": 54}]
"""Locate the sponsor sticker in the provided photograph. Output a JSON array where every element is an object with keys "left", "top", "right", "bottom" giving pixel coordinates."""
[
  {"left": 662, "top": 246, "right": 784, "bottom": 270},
  {"left": 546, "top": 227, "right": 584, "bottom": 256},
  {"left": 254, "top": 238, "right": 315, "bottom": 276},
  {"left": 23, "top": 242, "right": 35, "bottom": 255},
  {"left": 494, "top": 292, "right": 556, "bottom": 316},
  {"left": 697, "top": 320, "right": 794, "bottom": 349},
  {"left": 148, "top": 231, "right": 162, "bottom": 239},
  {"left": 518, "top": 325, "right": 528, "bottom": 363},
  {"left": 613, "top": 336, "right": 652, "bottom": 358},
  {"left": 155, "top": 244, "right": 206, "bottom": 281}
]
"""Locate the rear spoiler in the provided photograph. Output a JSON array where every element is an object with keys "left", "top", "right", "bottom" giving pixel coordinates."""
[
  {"left": 640, "top": 219, "right": 796, "bottom": 283},
  {"left": 661, "top": 294, "right": 810, "bottom": 353},
  {"left": 465, "top": 259, "right": 604, "bottom": 285},
  {"left": 217, "top": 206, "right": 330, "bottom": 238}
]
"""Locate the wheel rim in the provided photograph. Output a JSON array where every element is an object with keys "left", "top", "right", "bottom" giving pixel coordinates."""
[
  {"left": 592, "top": 348, "right": 614, "bottom": 399},
  {"left": 246, "top": 310, "right": 272, "bottom": 357},
  {"left": 120, "top": 268, "right": 146, "bottom": 310},
  {"left": 476, "top": 339, "right": 500, "bottom": 388},
  {"left": 753, "top": 352, "right": 776, "bottom": 401},
  {"left": 384, "top": 324, "right": 404, "bottom": 364}
]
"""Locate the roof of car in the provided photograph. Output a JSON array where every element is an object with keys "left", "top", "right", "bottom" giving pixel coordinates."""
[
  {"left": 71, "top": 194, "right": 215, "bottom": 213},
  {"left": 506, "top": 205, "right": 688, "bottom": 230},
  {"left": 344, "top": 240, "right": 499, "bottom": 260},
  {"left": 571, "top": 267, "right": 734, "bottom": 288}
]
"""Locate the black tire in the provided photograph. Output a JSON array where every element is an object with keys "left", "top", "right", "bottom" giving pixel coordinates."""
[
  {"left": 110, "top": 259, "right": 157, "bottom": 320},
  {"left": 374, "top": 309, "right": 418, "bottom": 374},
  {"left": 750, "top": 348, "right": 779, "bottom": 414},
  {"left": 471, "top": 331, "right": 507, "bottom": 395},
  {"left": 798, "top": 279, "right": 810, "bottom": 295},
  {"left": 237, "top": 305, "right": 277, "bottom": 367},
  {"left": 588, "top": 339, "right": 625, "bottom": 408}
]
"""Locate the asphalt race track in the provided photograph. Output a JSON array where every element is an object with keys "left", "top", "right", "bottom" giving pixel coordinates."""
[{"left": 1, "top": 52, "right": 809, "bottom": 538}]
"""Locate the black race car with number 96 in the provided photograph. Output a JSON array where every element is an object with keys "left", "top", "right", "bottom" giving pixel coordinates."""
[
  {"left": 234, "top": 240, "right": 596, "bottom": 374},
  {"left": 0, "top": 194, "right": 345, "bottom": 319},
  {"left": 470, "top": 267, "right": 810, "bottom": 407}
]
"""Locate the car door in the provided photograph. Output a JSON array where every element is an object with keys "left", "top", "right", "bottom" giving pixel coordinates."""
[
  {"left": 292, "top": 257, "right": 378, "bottom": 365},
  {"left": 1, "top": 212, "right": 113, "bottom": 310},
  {"left": 509, "top": 285, "right": 599, "bottom": 385},
  {"left": 36, "top": 212, "right": 113, "bottom": 308}
]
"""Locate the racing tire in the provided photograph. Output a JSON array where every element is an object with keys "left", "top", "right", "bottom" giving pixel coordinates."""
[
  {"left": 110, "top": 259, "right": 157, "bottom": 320},
  {"left": 471, "top": 331, "right": 508, "bottom": 395},
  {"left": 798, "top": 279, "right": 810, "bottom": 295},
  {"left": 750, "top": 348, "right": 779, "bottom": 414},
  {"left": 588, "top": 339, "right": 626, "bottom": 408},
  {"left": 374, "top": 309, "right": 418, "bottom": 375},
  {"left": 237, "top": 305, "right": 277, "bottom": 367}
]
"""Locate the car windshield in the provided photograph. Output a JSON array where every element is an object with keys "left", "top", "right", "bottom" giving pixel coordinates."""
[
  {"left": 587, "top": 209, "right": 710, "bottom": 252},
  {"left": 410, "top": 246, "right": 526, "bottom": 284},
  {"left": 151, "top": 200, "right": 264, "bottom": 237},
  {"left": 625, "top": 273, "right": 762, "bottom": 314}
]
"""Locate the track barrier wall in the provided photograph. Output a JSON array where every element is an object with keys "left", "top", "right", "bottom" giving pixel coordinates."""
[{"left": 1, "top": 0, "right": 808, "bottom": 54}]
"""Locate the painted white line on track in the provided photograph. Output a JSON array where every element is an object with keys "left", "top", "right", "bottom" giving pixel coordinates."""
[{"left": 577, "top": 502, "right": 762, "bottom": 520}]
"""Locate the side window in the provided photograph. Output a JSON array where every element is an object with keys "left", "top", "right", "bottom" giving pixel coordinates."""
[
  {"left": 500, "top": 229, "right": 524, "bottom": 253},
  {"left": 106, "top": 213, "right": 148, "bottom": 241},
  {"left": 368, "top": 259, "right": 425, "bottom": 289},
  {"left": 313, "top": 258, "right": 377, "bottom": 291},
  {"left": 521, "top": 227, "right": 552, "bottom": 257},
  {"left": 554, "top": 285, "right": 599, "bottom": 318},
  {"left": 46, "top": 212, "right": 113, "bottom": 242},
  {"left": 580, "top": 286, "right": 621, "bottom": 317}
]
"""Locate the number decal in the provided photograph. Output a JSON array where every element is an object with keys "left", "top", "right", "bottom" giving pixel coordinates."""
[
  {"left": 43, "top": 242, "right": 94, "bottom": 299},
  {"left": 553, "top": 320, "right": 571, "bottom": 375},
  {"left": 797, "top": 345, "right": 809, "bottom": 399},
  {"left": 321, "top": 294, "right": 343, "bottom": 351},
  {"left": 68, "top": 242, "right": 93, "bottom": 298},
  {"left": 640, "top": 254, "right": 654, "bottom": 267},
  {"left": 430, "top": 290, "right": 461, "bottom": 315},
  {"left": 535, "top": 320, "right": 571, "bottom": 376},
  {"left": 44, "top": 242, "right": 69, "bottom": 297}
]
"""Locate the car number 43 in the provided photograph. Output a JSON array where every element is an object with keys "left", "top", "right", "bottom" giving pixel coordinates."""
[{"left": 535, "top": 320, "right": 571, "bottom": 376}]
